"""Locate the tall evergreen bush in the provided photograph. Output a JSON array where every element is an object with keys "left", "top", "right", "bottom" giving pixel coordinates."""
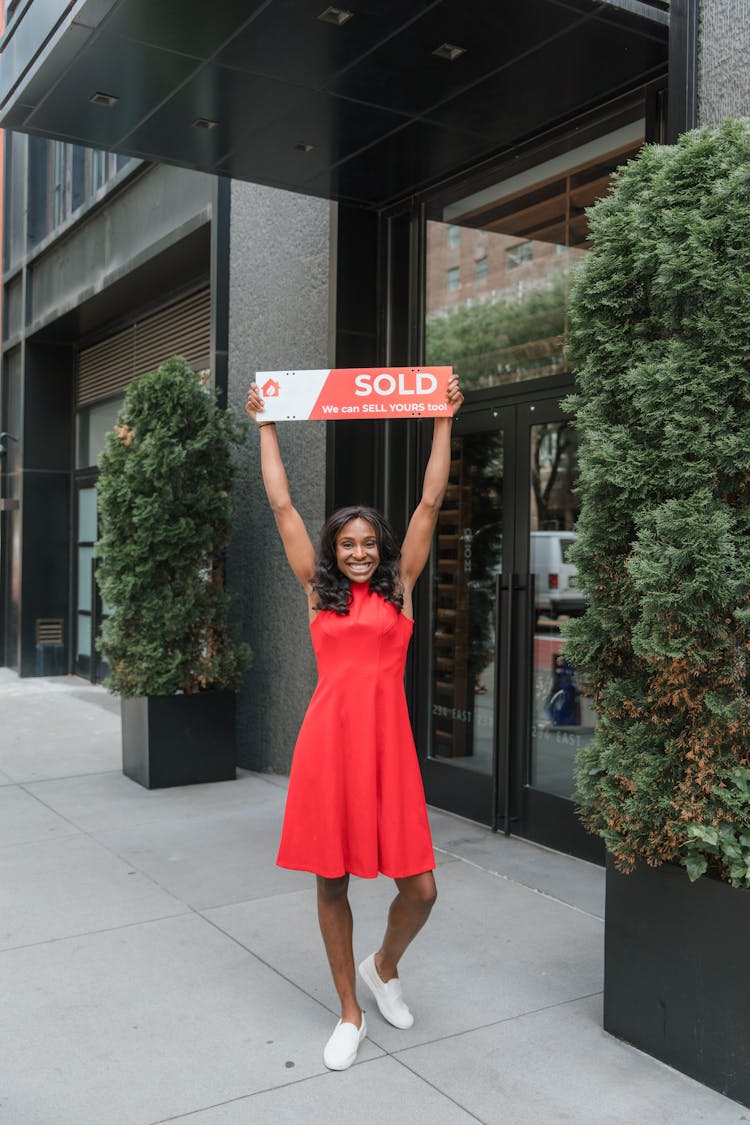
[
  {"left": 96, "top": 356, "right": 250, "bottom": 696},
  {"left": 566, "top": 118, "right": 750, "bottom": 886}
]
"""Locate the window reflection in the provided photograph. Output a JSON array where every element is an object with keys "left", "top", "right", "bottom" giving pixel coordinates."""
[
  {"left": 426, "top": 224, "right": 579, "bottom": 389},
  {"left": 431, "top": 433, "right": 503, "bottom": 774},
  {"left": 425, "top": 129, "right": 643, "bottom": 390},
  {"left": 529, "top": 422, "right": 596, "bottom": 800}
]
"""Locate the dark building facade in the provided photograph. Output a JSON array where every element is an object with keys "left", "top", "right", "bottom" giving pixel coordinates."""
[{"left": 2, "top": 0, "right": 742, "bottom": 863}]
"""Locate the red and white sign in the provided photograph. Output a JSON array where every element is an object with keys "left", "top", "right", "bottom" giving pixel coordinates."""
[{"left": 254, "top": 367, "right": 454, "bottom": 421}]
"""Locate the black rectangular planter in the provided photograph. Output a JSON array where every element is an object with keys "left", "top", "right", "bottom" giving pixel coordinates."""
[
  {"left": 121, "top": 691, "right": 236, "bottom": 789},
  {"left": 605, "top": 855, "right": 750, "bottom": 1106}
]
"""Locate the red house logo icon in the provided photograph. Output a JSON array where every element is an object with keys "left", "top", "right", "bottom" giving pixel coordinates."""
[{"left": 262, "top": 378, "right": 280, "bottom": 398}]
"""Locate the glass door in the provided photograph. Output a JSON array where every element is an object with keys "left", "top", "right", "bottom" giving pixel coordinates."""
[
  {"left": 419, "top": 392, "right": 604, "bottom": 863},
  {"left": 421, "top": 407, "right": 514, "bottom": 824},
  {"left": 416, "top": 121, "right": 647, "bottom": 861},
  {"left": 513, "top": 398, "right": 603, "bottom": 861}
]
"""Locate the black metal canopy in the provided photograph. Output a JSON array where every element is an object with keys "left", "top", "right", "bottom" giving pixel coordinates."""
[{"left": 0, "top": 0, "right": 668, "bottom": 209}]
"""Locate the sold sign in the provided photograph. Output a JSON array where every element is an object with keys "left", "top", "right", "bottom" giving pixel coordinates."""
[{"left": 254, "top": 367, "right": 454, "bottom": 421}]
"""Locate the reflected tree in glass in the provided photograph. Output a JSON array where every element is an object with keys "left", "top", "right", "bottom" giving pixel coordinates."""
[{"left": 426, "top": 273, "right": 570, "bottom": 390}]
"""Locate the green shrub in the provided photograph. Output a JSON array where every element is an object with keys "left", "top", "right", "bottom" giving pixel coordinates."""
[
  {"left": 565, "top": 117, "right": 750, "bottom": 886},
  {"left": 96, "top": 356, "right": 250, "bottom": 696}
]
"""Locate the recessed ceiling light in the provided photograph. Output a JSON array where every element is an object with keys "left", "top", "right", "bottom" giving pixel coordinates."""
[
  {"left": 294, "top": 143, "right": 317, "bottom": 153},
  {"left": 192, "top": 117, "right": 219, "bottom": 130},
  {"left": 432, "top": 43, "right": 466, "bottom": 62},
  {"left": 89, "top": 91, "right": 119, "bottom": 106},
  {"left": 317, "top": 7, "right": 353, "bottom": 26}
]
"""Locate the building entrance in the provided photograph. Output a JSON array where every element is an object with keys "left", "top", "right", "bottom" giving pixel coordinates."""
[
  {"left": 415, "top": 123, "right": 649, "bottom": 862},
  {"left": 419, "top": 387, "right": 604, "bottom": 863}
]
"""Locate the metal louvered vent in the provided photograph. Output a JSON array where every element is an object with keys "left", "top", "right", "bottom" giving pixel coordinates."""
[
  {"left": 76, "top": 289, "right": 210, "bottom": 408},
  {"left": 36, "top": 619, "right": 64, "bottom": 646},
  {"left": 134, "top": 290, "right": 211, "bottom": 376},
  {"left": 77, "top": 323, "right": 136, "bottom": 407}
]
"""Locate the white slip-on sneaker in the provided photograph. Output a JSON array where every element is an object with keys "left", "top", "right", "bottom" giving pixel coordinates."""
[
  {"left": 358, "top": 952, "right": 414, "bottom": 1029},
  {"left": 323, "top": 1015, "right": 367, "bottom": 1071}
]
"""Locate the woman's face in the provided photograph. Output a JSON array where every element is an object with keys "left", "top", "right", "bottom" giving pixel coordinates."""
[{"left": 335, "top": 518, "right": 380, "bottom": 583}]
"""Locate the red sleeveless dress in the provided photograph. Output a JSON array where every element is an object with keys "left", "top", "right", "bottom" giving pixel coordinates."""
[{"left": 276, "top": 580, "right": 435, "bottom": 879}]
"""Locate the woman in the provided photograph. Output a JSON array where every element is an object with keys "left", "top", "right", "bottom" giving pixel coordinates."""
[{"left": 245, "top": 375, "right": 463, "bottom": 1070}]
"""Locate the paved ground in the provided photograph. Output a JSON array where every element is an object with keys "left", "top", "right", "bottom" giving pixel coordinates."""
[{"left": 0, "top": 669, "right": 748, "bottom": 1125}]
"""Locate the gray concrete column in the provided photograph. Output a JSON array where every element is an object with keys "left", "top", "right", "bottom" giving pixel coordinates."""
[
  {"left": 698, "top": 0, "right": 750, "bottom": 124},
  {"left": 227, "top": 182, "right": 333, "bottom": 773}
]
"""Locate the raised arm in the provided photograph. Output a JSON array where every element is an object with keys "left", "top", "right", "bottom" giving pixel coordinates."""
[
  {"left": 400, "top": 376, "right": 463, "bottom": 594},
  {"left": 246, "top": 382, "right": 315, "bottom": 592}
]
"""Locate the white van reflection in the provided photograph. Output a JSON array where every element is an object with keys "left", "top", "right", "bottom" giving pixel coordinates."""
[{"left": 530, "top": 531, "right": 586, "bottom": 619}]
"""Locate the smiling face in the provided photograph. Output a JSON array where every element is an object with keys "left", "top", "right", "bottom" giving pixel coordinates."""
[{"left": 335, "top": 517, "right": 380, "bottom": 583}]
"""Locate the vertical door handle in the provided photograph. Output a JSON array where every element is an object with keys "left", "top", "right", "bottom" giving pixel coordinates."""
[{"left": 492, "top": 572, "right": 515, "bottom": 835}]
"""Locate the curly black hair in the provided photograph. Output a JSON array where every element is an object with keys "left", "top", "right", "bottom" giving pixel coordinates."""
[{"left": 312, "top": 506, "right": 403, "bottom": 615}]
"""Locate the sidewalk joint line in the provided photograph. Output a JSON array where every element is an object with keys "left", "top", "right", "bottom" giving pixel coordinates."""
[
  {"left": 433, "top": 845, "right": 604, "bottom": 922},
  {"left": 146, "top": 1052, "right": 482, "bottom": 1125},
  {"left": 13, "top": 768, "right": 122, "bottom": 785},
  {"left": 392, "top": 989, "right": 605, "bottom": 1056},
  {"left": 197, "top": 909, "right": 345, "bottom": 1021},
  {"left": 146, "top": 993, "right": 606, "bottom": 1125},
  {"left": 7, "top": 785, "right": 199, "bottom": 910},
  {"left": 145, "top": 1060, "right": 378, "bottom": 1124},
  {"left": 388, "top": 1054, "right": 489, "bottom": 1123},
  {"left": 0, "top": 909, "right": 192, "bottom": 954}
]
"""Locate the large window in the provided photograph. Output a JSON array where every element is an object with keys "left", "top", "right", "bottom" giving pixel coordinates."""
[
  {"left": 4, "top": 131, "right": 26, "bottom": 269},
  {"left": 26, "top": 140, "right": 135, "bottom": 250},
  {"left": 425, "top": 122, "right": 645, "bottom": 390},
  {"left": 76, "top": 395, "right": 125, "bottom": 469}
]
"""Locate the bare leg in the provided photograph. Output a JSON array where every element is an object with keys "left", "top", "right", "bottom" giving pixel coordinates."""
[
  {"left": 375, "top": 871, "right": 437, "bottom": 982},
  {"left": 316, "top": 874, "right": 362, "bottom": 1026}
]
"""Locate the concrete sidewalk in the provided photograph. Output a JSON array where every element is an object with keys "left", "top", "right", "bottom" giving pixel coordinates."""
[{"left": 0, "top": 670, "right": 746, "bottom": 1125}]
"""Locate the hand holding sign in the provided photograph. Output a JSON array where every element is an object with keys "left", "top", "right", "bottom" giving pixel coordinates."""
[
  {"left": 245, "top": 381, "right": 271, "bottom": 426},
  {"left": 445, "top": 373, "right": 463, "bottom": 416},
  {"left": 247, "top": 367, "right": 456, "bottom": 422}
]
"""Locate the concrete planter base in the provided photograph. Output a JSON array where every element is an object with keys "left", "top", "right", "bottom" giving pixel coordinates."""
[
  {"left": 121, "top": 692, "right": 236, "bottom": 789},
  {"left": 604, "top": 855, "right": 750, "bottom": 1106}
]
